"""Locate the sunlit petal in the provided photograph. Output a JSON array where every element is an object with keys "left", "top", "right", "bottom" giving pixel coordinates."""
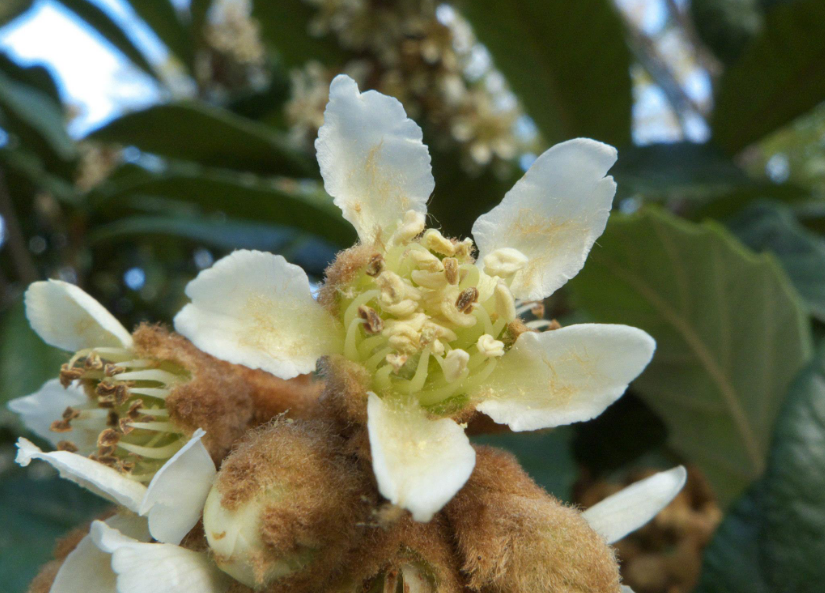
[
  {"left": 473, "top": 139, "right": 618, "bottom": 300},
  {"left": 316, "top": 74, "right": 434, "bottom": 244},
  {"left": 25, "top": 280, "right": 132, "bottom": 351},
  {"left": 174, "top": 250, "right": 344, "bottom": 380},
  {"left": 367, "top": 393, "right": 475, "bottom": 522},
  {"left": 474, "top": 324, "right": 655, "bottom": 431}
]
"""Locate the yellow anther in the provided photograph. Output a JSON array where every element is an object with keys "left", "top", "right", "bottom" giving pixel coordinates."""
[
  {"left": 408, "top": 248, "right": 443, "bottom": 272},
  {"left": 422, "top": 229, "right": 455, "bottom": 256},
  {"left": 477, "top": 334, "right": 505, "bottom": 358},
  {"left": 443, "top": 258, "right": 460, "bottom": 285},
  {"left": 484, "top": 247, "right": 529, "bottom": 277},
  {"left": 411, "top": 269, "right": 449, "bottom": 289},
  {"left": 454, "top": 238, "right": 475, "bottom": 261},
  {"left": 392, "top": 210, "right": 426, "bottom": 244},
  {"left": 386, "top": 352, "right": 409, "bottom": 371}
]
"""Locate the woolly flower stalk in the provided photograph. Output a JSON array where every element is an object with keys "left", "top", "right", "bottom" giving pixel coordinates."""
[{"left": 175, "top": 75, "right": 657, "bottom": 523}]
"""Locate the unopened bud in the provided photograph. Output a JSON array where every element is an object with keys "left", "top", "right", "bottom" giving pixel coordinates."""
[
  {"left": 203, "top": 420, "right": 369, "bottom": 589},
  {"left": 484, "top": 247, "right": 529, "bottom": 277}
]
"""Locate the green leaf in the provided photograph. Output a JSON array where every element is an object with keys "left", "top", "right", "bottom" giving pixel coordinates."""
[
  {"left": 0, "top": 51, "right": 61, "bottom": 105},
  {"left": 729, "top": 201, "right": 825, "bottom": 322},
  {"left": 87, "top": 214, "right": 300, "bottom": 252},
  {"left": 712, "top": 0, "right": 825, "bottom": 153},
  {"left": 88, "top": 168, "right": 355, "bottom": 247},
  {"left": 760, "top": 344, "right": 825, "bottom": 590},
  {"left": 568, "top": 207, "right": 813, "bottom": 506},
  {"left": 0, "top": 148, "right": 79, "bottom": 204},
  {"left": 458, "top": 0, "right": 632, "bottom": 146},
  {"left": 54, "top": 0, "right": 158, "bottom": 81},
  {"left": 0, "top": 468, "right": 110, "bottom": 593},
  {"left": 122, "top": 0, "right": 193, "bottom": 69},
  {"left": 0, "top": 298, "right": 67, "bottom": 423},
  {"left": 472, "top": 428, "right": 577, "bottom": 502},
  {"left": 689, "top": 0, "right": 764, "bottom": 65},
  {"left": 0, "top": 0, "right": 34, "bottom": 27},
  {"left": 88, "top": 102, "right": 313, "bottom": 177},
  {"left": 0, "top": 71, "right": 76, "bottom": 168},
  {"left": 695, "top": 484, "right": 771, "bottom": 593},
  {"left": 251, "top": 0, "right": 351, "bottom": 68}
]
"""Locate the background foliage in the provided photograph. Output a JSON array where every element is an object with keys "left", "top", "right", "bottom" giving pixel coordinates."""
[{"left": 2, "top": 0, "right": 825, "bottom": 591}]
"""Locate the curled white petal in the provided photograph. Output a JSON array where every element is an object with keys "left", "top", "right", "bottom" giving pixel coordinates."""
[
  {"left": 15, "top": 438, "right": 146, "bottom": 512},
  {"left": 92, "top": 521, "right": 231, "bottom": 593},
  {"left": 174, "top": 250, "right": 343, "bottom": 380},
  {"left": 367, "top": 393, "right": 475, "bottom": 522},
  {"left": 140, "top": 429, "right": 216, "bottom": 545},
  {"left": 474, "top": 324, "right": 655, "bottom": 432},
  {"left": 583, "top": 466, "right": 687, "bottom": 543},
  {"left": 25, "top": 280, "right": 132, "bottom": 351},
  {"left": 8, "top": 379, "right": 99, "bottom": 454},
  {"left": 473, "top": 139, "right": 618, "bottom": 300},
  {"left": 315, "top": 74, "right": 434, "bottom": 244},
  {"left": 50, "top": 515, "right": 150, "bottom": 593}
]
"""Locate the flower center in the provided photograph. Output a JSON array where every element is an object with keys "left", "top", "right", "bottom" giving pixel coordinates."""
[
  {"left": 338, "top": 215, "right": 520, "bottom": 411},
  {"left": 53, "top": 347, "right": 190, "bottom": 481}
]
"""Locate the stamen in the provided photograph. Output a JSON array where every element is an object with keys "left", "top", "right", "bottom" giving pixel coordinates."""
[
  {"left": 483, "top": 247, "right": 528, "bottom": 277},
  {"left": 526, "top": 319, "right": 560, "bottom": 330},
  {"left": 395, "top": 348, "right": 431, "bottom": 394},
  {"left": 366, "top": 347, "right": 393, "bottom": 369},
  {"left": 57, "top": 441, "right": 78, "bottom": 452},
  {"left": 365, "top": 253, "right": 384, "bottom": 277},
  {"left": 129, "top": 387, "right": 171, "bottom": 400},
  {"left": 344, "top": 289, "right": 380, "bottom": 329},
  {"left": 118, "top": 438, "right": 185, "bottom": 459},
  {"left": 344, "top": 317, "right": 365, "bottom": 361},
  {"left": 422, "top": 229, "right": 455, "bottom": 256},
  {"left": 455, "top": 288, "right": 479, "bottom": 313},
  {"left": 477, "top": 334, "right": 505, "bottom": 358},
  {"left": 443, "top": 258, "right": 459, "bottom": 285},
  {"left": 442, "top": 349, "right": 470, "bottom": 382},
  {"left": 358, "top": 306, "right": 384, "bottom": 335},
  {"left": 112, "top": 369, "right": 181, "bottom": 384},
  {"left": 126, "top": 421, "right": 184, "bottom": 433}
]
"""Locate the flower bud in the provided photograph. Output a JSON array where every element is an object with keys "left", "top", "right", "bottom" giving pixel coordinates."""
[
  {"left": 203, "top": 419, "right": 372, "bottom": 591},
  {"left": 445, "top": 446, "right": 621, "bottom": 593}
]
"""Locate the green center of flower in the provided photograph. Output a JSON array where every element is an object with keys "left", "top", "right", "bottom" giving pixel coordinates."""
[
  {"left": 53, "top": 347, "right": 190, "bottom": 480},
  {"left": 337, "top": 214, "right": 522, "bottom": 410}
]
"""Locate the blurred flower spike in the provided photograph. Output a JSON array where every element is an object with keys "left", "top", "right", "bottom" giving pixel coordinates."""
[{"left": 175, "top": 75, "right": 658, "bottom": 522}]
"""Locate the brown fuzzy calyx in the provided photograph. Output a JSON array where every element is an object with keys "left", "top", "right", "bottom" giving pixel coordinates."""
[
  {"left": 445, "top": 446, "right": 621, "bottom": 593},
  {"left": 318, "top": 244, "right": 378, "bottom": 315},
  {"left": 236, "top": 366, "right": 324, "bottom": 425},
  {"left": 132, "top": 324, "right": 256, "bottom": 463},
  {"left": 332, "top": 515, "right": 464, "bottom": 593},
  {"left": 204, "top": 418, "right": 376, "bottom": 592}
]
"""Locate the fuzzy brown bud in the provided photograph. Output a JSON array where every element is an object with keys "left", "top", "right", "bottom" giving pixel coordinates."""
[
  {"left": 203, "top": 419, "right": 373, "bottom": 591},
  {"left": 445, "top": 446, "right": 621, "bottom": 593}
]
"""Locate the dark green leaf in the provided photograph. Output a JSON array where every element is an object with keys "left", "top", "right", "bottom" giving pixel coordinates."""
[
  {"left": 569, "top": 207, "right": 813, "bottom": 506},
  {"left": 0, "top": 51, "right": 61, "bottom": 105},
  {"left": 0, "top": 298, "right": 67, "bottom": 423},
  {"left": 54, "top": 0, "right": 158, "bottom": 81},
  {"left": 0, "top": 0, "right": 34, "bottom": 27},
  {"left": 689, "top": 0, "right": 763, "bottom": 65},
  {"left": 472, "top": 428, "right": 577, "bottom": 502},
  {"left": 761, "top": 345, "right": 825, "bottom": 591},
  {"left": 695, "top": 483, "right": 771, "bottom": 593},
  {"left": 88, "top": 102, "right": 313, "bottom": 177},
  {"left": 122, "top": 0, "right": 193, "bottom": 69},
  {"left": 458, "top": 0, "right": 632, "bottom": 146},
  {"left": 88, "top": 168, "right": 355, "bottom": 247},
  {"left": 729, "top": 201, "right": 825, "bottom": 321},
  {"left": 712, "top": 0, "right": 825, "bottom": 153},
  {"left": 252, "top": 0, "right": 351, "bottom": 68},
  {"left": 0, "top": 71, "right": 76, "bottom": 168},
  {"left": 0, "top": 467, "right": 110, "bottom": 593},
  {"left": 0, "top": 148, "right": 79, "bottom": 204},
  {"left": 87, "top": 215, "right": 300, "bottom": 252}
]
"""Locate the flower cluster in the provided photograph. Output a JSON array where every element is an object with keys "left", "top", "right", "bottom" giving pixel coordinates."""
[
  {"left": 13, "top": 76, "right": 684, "bottom": 593},
  {"left": 285, "top": 0, "right": 529, "bottom": 173}
]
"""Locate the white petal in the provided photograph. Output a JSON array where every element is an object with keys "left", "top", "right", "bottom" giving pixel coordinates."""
[
  {"left": 174, "top": 250, "right": 343, "bottom": 380},
  {"left": 92, "top": 521, "right": 231, "bottom": 593},
  {"left": 51, "top": 514, "right": 151, "bottom": 593},
  {"left": 25, "top": 280, "right": 132, "bottom": 351},
  {"left": 315, "top": 74, "right": 434, "bottom": 244},
  {"left": 7, "top": 379, "right": 99, "bottom": 454},
  {"left": 15, "top": 438, "right": 146, "bottom": 512},
  {"left": 473, "top": 139, "right": 618, "bottom": 300},
  {"left": 475, "top": 324, "right": 655, "bottom": 432},
  {"left": 367, "top": 393, "right": 476, "bottom": 522},
  {"left": 140, "top": 429, "right": 216, "bottom": 545},
  {"left": 583, "top": 466, "right": 687, "bottom": 543}
]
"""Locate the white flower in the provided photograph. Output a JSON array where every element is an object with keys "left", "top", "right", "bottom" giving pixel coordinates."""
[
  {"left": 48, "top": 513, "right": 230, "bottom": 593},
  {"left": 16, "top": 428, "right": 215, "bottom": 545},
  {"left": 174, "top": 75, "right": 656, "bottom": 522},
  {"left": 9, "top": 280, "right": 216, "bottom": 544}
]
